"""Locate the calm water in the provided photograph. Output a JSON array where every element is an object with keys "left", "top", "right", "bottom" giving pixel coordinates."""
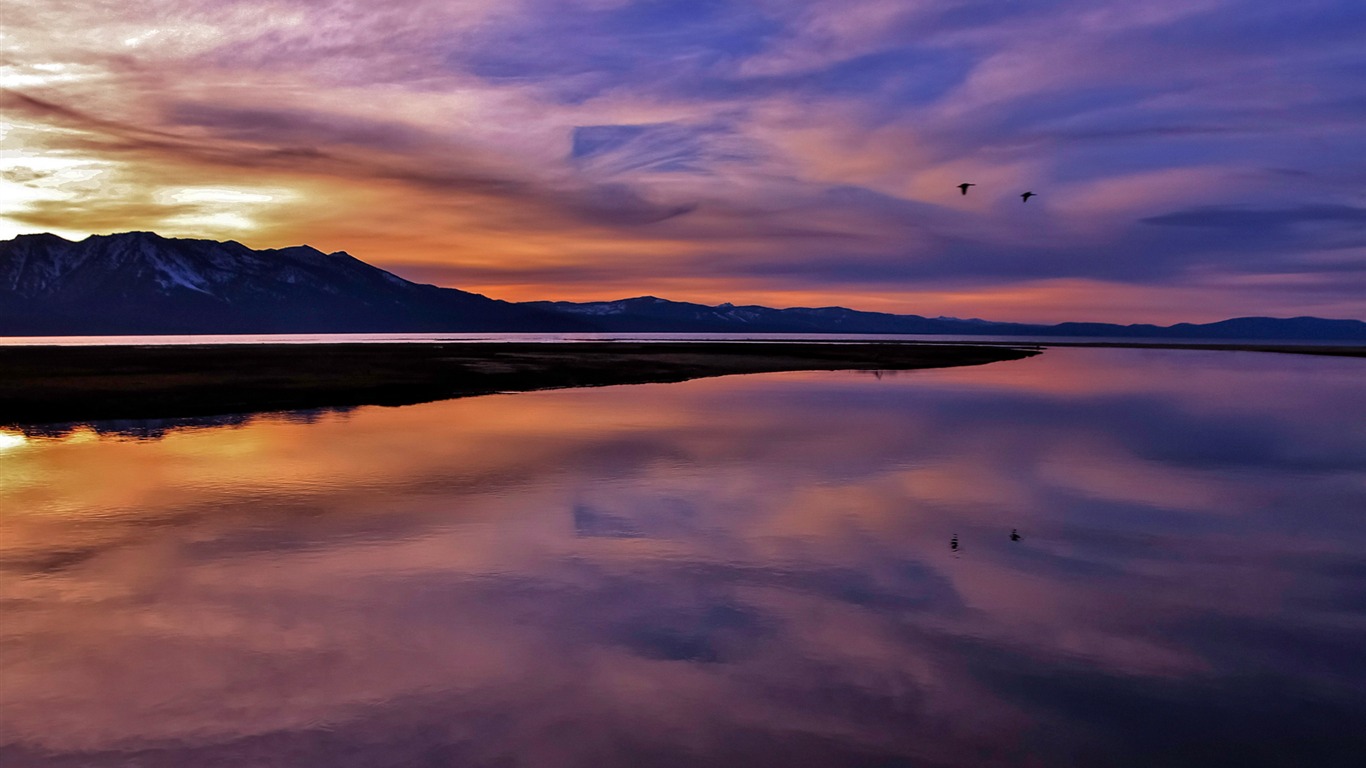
[
  {"left": 0, "top": 332, "right": 1354, "bottom": 347},
  {"left": 2, "top": 348, "right": 1364, "bottom": 767}
]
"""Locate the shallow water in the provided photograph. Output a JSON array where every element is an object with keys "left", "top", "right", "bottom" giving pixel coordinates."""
[{"left": 2, "top": 348, "right": 1364, "bottom": 767}]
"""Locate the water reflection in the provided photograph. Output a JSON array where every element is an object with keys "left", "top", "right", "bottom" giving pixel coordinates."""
[
  {"left": 2, "top": 349, "right": 1364, "bottom": 767},
  {"left": 10, "top": 407, "right": 357, "bottom": 441}
]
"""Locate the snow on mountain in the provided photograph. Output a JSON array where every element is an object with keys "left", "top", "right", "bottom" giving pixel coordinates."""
[
  {"left": 0, "top": 231, "right": 574, "bottom": 334},
  {"left": 3, "top": 232, "right": 1363, "bottom": 339},
  {"left": 1, "top": 231, "right": 396, "bottom": 301}
]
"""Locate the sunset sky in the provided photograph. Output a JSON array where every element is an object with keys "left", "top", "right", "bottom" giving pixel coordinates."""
[{"left": 3, "top": 0, "right": 1364, "bottom": 323}]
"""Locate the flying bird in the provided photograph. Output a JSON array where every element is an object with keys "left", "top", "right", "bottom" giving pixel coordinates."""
[
  {"left": 1020, "top": 191, "right": 1036, "bottom": 202},
  {"left": 1010, "top": 529, "right": 1021, "bottom": 542},
  {"left": 957, "top": 183, "right": 975, "bottom": 196}
]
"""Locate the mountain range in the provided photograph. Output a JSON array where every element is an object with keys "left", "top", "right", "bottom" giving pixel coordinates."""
[{"left": 3, "top": 231, "right": 1363, "bottom": 340}]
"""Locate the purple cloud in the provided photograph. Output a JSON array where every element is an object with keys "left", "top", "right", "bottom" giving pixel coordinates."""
[{"left": 3, "top": 0, "right": 1364, "bottom": 320}]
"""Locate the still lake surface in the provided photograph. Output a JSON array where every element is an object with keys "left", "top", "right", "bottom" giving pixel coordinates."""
[
  {"left": 0, "top": 331, "right": 1353, "bottom": 347},
  {"left": 2, "top": 348, "right": 1364, "bottom": 767}
]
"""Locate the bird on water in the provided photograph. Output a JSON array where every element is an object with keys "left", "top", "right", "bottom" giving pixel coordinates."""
[
  {"left": 958, "top": 183, "right": 975, "bottom": 196},
  {"left": 1020, "top": 191, "right": 1036, "bottom": 202}
]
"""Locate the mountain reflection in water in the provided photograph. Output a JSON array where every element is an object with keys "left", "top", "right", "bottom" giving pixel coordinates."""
[{"left": 2, "top": 348, "right": 1364, "bottom": 767}]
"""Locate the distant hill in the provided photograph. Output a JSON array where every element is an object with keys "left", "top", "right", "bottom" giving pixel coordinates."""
[
  {"left": 522, "top": 297, "right": 1017, "bottom": 334},
  {"left": 525, "top": 299, "right": 1366, "bottom": 340},
  {"left": 3, "top": 232, "right": 1363, "bottom": 340}
]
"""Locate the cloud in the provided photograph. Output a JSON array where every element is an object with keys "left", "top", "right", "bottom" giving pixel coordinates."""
[
  {"left": 570, "top": 120, "right": 764, "bottom": 175},
  {"left": 453, "top": 0, "right": 780, "bottom": 101},
  {"left": 167, "top": 102, "right": 438, "bottom": 153},
  {"left": 3, "top": 0, "right": 1366, "bottom": 321},
  {"left": 1142, "top": 205, "right": 1366, "bottom": 230}
]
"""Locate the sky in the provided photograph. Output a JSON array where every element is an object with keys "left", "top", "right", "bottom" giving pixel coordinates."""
[{"left": 2, "top": 0, "right": 1364, "bottom": 323}]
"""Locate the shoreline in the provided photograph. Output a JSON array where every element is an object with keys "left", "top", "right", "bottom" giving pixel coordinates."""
[
  {"left": 3, "top": 336, "right": 1361, "bottom": 356},
  {"left": 870, "top": 339, "right": 1366, "bottom": 357},
  {"left": 0, "top": 341, "right": 1038, "bottom": 426}
]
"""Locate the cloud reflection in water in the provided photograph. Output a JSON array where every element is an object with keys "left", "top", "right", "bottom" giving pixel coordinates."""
[{"left": 2, "top": 349, "right": 1364, "bottom": 767}]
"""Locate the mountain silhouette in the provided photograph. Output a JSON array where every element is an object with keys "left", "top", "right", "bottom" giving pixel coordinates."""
[
  {"left": 3, "top": 232, "right": 1363, "bottom": 340},
  {"left": 0, "top": 232, "right": 578, "bottom": 334}
]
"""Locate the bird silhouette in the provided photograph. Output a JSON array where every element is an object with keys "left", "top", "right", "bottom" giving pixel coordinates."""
[
  {"left": 1010, "top": 529, "right": 1021, "bottom": 542},
  {"left": 958, "top": 183, "right": 975, "bottom": 196},
  {"left": 1020, "top": 191, "right": 1035, "bottom": 202},
  {"left": 951, "top": 534, "right": 960, "bottom": 552}
]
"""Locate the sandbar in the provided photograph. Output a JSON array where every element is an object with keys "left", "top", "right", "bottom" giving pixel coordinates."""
[{"left": 0, "top": 341, "right": 1039, "bottom": 425}]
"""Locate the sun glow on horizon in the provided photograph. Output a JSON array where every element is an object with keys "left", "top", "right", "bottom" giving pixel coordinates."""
[{"left": 0, "top": 0, "right": 1362, "bottom": 322}]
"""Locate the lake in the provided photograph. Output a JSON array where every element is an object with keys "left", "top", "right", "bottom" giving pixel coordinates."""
[
  {"left": 2, "top": 347, "right": 1364, "bottom": 767},
  {"left": 0, "top": 332, "right": 1353, "bottom": 347}
]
